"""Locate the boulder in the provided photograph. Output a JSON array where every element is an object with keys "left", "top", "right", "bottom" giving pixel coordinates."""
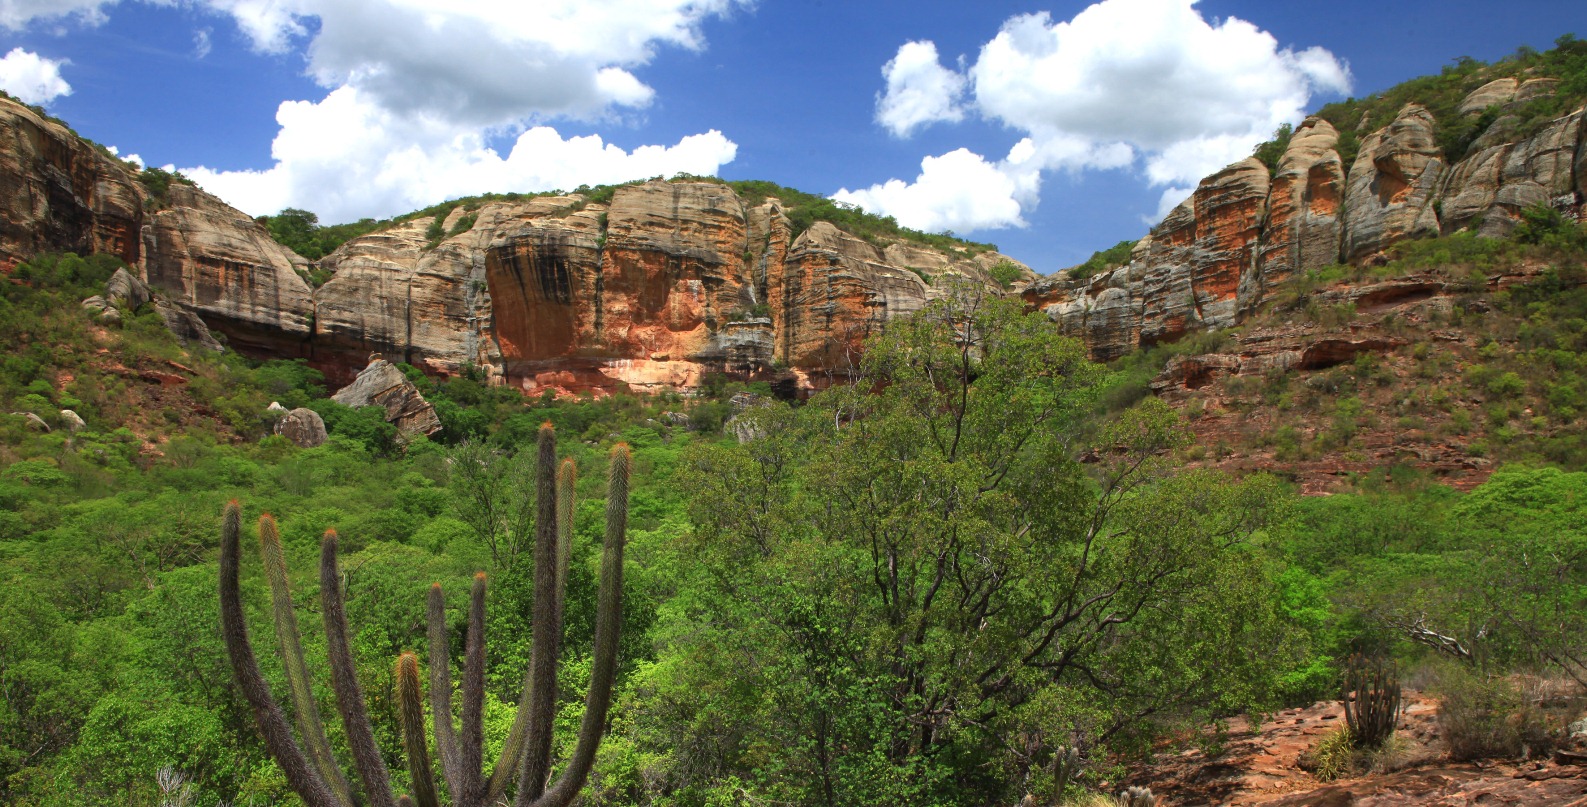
[
  {"left": 331, "top": 358, "right": 442, "bottom": 437},
  {"left": 59, "top": 409, "right": 85, "bottom": 432},
  {"left": 267, "top": 401, "right": 287, "bottom": 412},
  {"left": 154, "top": 300, "right": 225, "bottom": 353},
  {"left": 13, "top": 412, "right": 49, "bottom": 432},
  {"left": 104, "top": 267, "right": 151, "bottom": 311},
  {"left": 274, "top": 407, "right": 328, "bottom": 448}
]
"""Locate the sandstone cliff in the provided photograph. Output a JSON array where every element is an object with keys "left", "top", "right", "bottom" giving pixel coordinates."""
[
  {"left": 0, "top": 95, "right": 1029, "bottom": 394},
  {"left": 1027, "top": 90, "right": 1587, "bottom": 361}
]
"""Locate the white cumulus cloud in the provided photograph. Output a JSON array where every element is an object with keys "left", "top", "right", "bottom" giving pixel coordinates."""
[
  {"left": 0, "top": 47, "right": 71, "bottom": 105},
  {"left": 0, "top": 0, "right": 750, "bottom": 223},
  {"left": 0, "top": 0, "right": 111, "bottom": 30},
  {"left": 849, "top": 0, "right": 1351, "bottom": 234},
  {"left": 876, "top": 40, "right": 966, "bottom": 137},
  {"left": 833, "top": 145, "right": 1042, "bottom": 234},
  {"left": 183, "top": 87, "right": 738, "bottom": 223}
]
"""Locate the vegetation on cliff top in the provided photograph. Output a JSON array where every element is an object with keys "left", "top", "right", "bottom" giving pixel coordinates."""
[
  {"left": 1245, "top": 34, "right": 1586, "bottom": 170},
  {"left": 255, "top": 175, "right": 999, "bottom": 267}
]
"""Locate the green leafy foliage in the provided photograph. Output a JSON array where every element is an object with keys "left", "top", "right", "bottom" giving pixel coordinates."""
[
  {"left": 1066, "top": 239, "right": 1138, "bottom": 281},
  {"left": 1313, "top": 35, "right": 1587, "bottom": 165},
  {"left": 724, "top": 177, "right": 998, "bottom": 254},
  {"left": 1251, "top": 122, "right": 1294, "bottom": 173},
  {"left": 137, "top": 167, "right": 197, "bottom": 210}
]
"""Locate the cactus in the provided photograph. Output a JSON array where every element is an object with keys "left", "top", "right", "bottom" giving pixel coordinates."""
[
  {"left": 1117, "top": 786, "right": 1154, "bottom": 807},
  {"left": 1341, "top": 652, "right": 1402, "bottom": 749},
  {"left": 219, "top": 423, "right": 631, "bottom": 807},
  {"left": 1051, "top": 745, "right": 1080, "bottom": 800}
]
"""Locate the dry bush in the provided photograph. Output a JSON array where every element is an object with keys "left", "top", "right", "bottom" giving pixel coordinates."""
[{"left": 1436, "top": 672, "right": 1556, "bottom": 761}]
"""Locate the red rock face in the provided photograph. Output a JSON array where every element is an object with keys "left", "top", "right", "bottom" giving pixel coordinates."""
[
  {"left": 0, "top": 98, "right": 142, "bottom": 270},
  {"left": 1036, "top": 99, "right": 1587, "bottom": 362},
  {"left": 1255, "top": 118, "right": 1344, "bottom": 304}
]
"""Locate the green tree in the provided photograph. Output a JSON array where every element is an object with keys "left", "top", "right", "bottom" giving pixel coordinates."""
[{"left": 668, "top": 286, "right": 1295, "bottom": 805}]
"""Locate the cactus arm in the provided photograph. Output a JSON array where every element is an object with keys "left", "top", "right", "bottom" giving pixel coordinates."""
[
  {"left": 461, "top": 573, "right": 488, "bottom": 807},
  {"left": 397, "top": 652, "right": 442, "bottom": 807},
  {"left": 516, "top": 424, "right": 566, "bottom": 805},
  {"left": 260, "top": 515, "right": 356, "bottom": 807},
  {"left": 484, "top": 672, "right": 533, "bottom": 805},
  {"left": 553, "top": 458, "right": 576, "bottom": 630},
  {"left": 320, "top": 530, "right": 398, "bottom": 807},
  {"left": 218, "top": 502, "right": 342, "bottom": 807},
  {"left": 535, "top": 444, "right": 629, "bottom": 807},
  {"left": 426, "top": 584, "right": 463, "bottom": 801}
]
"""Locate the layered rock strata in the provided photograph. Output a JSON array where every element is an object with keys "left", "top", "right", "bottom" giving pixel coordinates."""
[
  {"left": 1029, "top": 93, "right": 1587, "bottom": 360},
  {"left": 0, "top": 95, "right": 1031, "bottom": 394},
  {"left": 330, "top": 358, "right": 442, "bottom": 437}
]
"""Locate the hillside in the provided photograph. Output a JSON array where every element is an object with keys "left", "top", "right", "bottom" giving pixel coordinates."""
[
  {"left": 2, "top": 37, "right": 1587, "bottom": 807},
  {"left": 1033, "top": 38, "right": 1587, "bottom": 492}
]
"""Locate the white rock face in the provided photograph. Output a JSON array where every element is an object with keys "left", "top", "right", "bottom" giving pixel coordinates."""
[{"left": 331, "top": 359, "right": 442, "bottom": 437}]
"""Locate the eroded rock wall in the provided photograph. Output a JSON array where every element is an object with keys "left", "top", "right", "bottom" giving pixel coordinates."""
[{"left": 1033, "top": 94, "right": 1587, "bottom": 361}]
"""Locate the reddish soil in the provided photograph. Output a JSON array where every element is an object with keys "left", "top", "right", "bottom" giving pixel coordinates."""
[{"left": 1122, "top": 694, "right": 1587, "bottom": 805}]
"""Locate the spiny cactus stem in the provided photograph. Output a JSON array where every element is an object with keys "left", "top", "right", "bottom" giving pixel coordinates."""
[
  {"left": 426, "top": 584, "right": 462, "bottom": 800},
  {"left": 552, "top": 458, "right": 576, "bottom": 632},
  {"left": 397, "top": 652, "right": 441, "bottom": 807},
  {"left": 460, "top": 572, "right": 488, "bottom": 807},
  {"left": 217, "top": 502, "right": 342, "bottom": 807},
  {"left": 321, "top": 530, "right": 398, "bottom": 807},
  {"left": 260, "top": 515, "right": 355, "bottom": 807},
  {"left": 516, "top": 423, "right": 566, "bottom": 805},
  {"left": 536, "top": 442, "right": 629, "bottom": 807}
]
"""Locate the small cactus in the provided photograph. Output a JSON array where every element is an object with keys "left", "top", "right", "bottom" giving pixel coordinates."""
[
  {"left": 1052, "top": 745, "right": 1080, "bottom": 800},
  {"left": 1117, "top": 786, "right": 1155, "bottom": 807},
  {"left": 1341, "top": 652, "right": 1402, "bottom": 749},
  {"left": 219, "top": 424, "right": 631, "bottom": 807}
]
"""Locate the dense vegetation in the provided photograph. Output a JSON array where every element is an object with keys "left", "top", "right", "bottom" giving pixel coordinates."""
[
  {"left": 2, "top": 251, "right": 1584, "bottom": 805},
  {"left": 1064, "top": 239, "right": 1138, "bottom": 281}
]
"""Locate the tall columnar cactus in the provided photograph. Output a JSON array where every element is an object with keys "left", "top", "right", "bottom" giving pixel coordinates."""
[
  {"left": 219, "top": 424, "right": 631, "bottom": 807},
  {"left": 1341, "top": 652, "right": 1402, "bottom": 749}
]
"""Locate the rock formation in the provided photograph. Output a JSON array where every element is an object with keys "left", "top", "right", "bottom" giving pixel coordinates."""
[
  {"left": 6, "top": 84, "right": 1585, "bottom": 391},
  {"left": 274, "top": 407, "right": 328, "bottom": 448},
  {"left": 0, "top": 94, "right": 1032, "bottom": 395},
  {"left": 1030, "top": 92, "right": 1587, "bottom": 361},
  {"left": 330, "top": 358, "right": 442, "bottom": 437}
]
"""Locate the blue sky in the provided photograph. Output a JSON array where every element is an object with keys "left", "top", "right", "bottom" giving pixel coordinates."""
[{"left": 0, "top": 0, "right": 1582, "bottom": 273}]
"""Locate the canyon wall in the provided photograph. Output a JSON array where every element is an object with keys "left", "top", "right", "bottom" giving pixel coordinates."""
[
  {"left": 1026, "top": 86, "right": 1587, "bottom": 360},
  {"left": 0, "top": 96, "right": 1026, "bottom": 393}
]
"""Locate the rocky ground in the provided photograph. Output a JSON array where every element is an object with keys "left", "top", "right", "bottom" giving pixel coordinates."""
[{"left": 1121, "top": 693, "right": 1587, "bottom": 805}]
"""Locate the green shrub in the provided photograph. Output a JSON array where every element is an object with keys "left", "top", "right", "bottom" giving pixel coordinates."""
[
  {"left": 1306, "top": 727, "right": 1354, "bottom": 781},
  {"left": 988, "top": 260, "right": 1023, "bottom": 289},
  {"left": 1066, "top": 239, "right": 1137, "bottom": 281}
]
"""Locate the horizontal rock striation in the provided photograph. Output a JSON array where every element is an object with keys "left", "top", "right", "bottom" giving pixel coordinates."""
[
  {"left": 1029, "top": 94, "right": 1587, "bottom": 361},
  {"left": 0, "top": 96, "right": 1030, "bottom": 394}
]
